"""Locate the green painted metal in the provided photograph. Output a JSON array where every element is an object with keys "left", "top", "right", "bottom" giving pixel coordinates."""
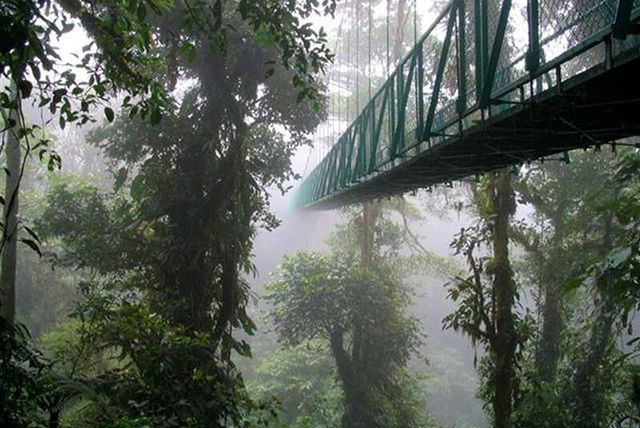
[
  {"left": 390, "top": 67, "right": 403, "bottom": 159},
  {"left": 457, "top": 0, "right": 467, "bottom": 113},
  {"left": 354, "top": 108, "right": 369, "bottom": 181},
  {"left": 424, "top": 3, "right": 457, "bottom": 138},
  {"left": 416, "top": 41, "right": 425, "bottom": 139},
  {"left": 526, "top": 0, "right": 540, "bottom": 72},
  {"left": 392, "top": 53, "right": 417, "bottom": 158},
  {"left": 369, "top": 86, "right": 389, "bottom": 172},
  {"left": 613, "top": 0, "right": 634, "bottom": 38},
  {"left": 475, "top": 0, "right": 488, "bottom": 96},
  {"left": 479, "top": 0, "right": 512, "bottom": 107},
  {"left": 293, "top": 0, "right": 640, "bottom": 209}
]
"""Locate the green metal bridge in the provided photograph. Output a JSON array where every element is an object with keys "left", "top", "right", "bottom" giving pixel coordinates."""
[{"left": 294, "top": 0, "right": 640, "bottom": 209}]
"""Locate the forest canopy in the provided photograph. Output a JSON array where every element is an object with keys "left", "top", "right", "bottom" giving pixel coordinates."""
[{"left": 2, "top": 0, "right": 640, "bottom": 427}]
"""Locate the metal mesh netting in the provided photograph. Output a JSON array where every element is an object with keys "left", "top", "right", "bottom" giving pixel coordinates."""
[
  {"left": 401, "top": 55, "right": 419, "bottom": 152},
  {"left": 373, "top": 81, "right": 393, "bottom": 169},
  {"left": 421, "top": 31, "right": 442, "bottom": 111},
  {"left": 486, "top": 0, "right": 502, "bottom": 57},
  {"left": 296, "top": 0, "right": 640, "bottom": 207},
  {"left": 493, "top": 0, "right": 528, "bottom": 95},
  {"left": 367, "top": 86, "right": 389, "bottom": 171},
  {"left": 539, "top": 0, "right": 614, "bottom": 63},
  {"left": 612, "top": 0, "right": 640, "bottom": 55},
  {"left": 373, "top": 88, "right": 391, "bottom": 170},
  {"left": 465, "top": 0, "right": 477, "bottom": 107},
  {"left": 434, "top": 23, "right": 461, "bottom": 136},
  {"left": 417, "top": 21, "right": 439, "bottom": 144}
]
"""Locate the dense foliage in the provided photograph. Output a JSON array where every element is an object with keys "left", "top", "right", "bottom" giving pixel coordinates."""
[
  {"left": 266, "top": 206, "right": 436, "bottom": 428},
  {"left": 1, "top": 0, "right": 336, "bottom": 425},
  {"left": 443, "top": 149, "right": 640, "bottom": 428},
  {"left": 3, "top": 0, "right": 640, "bottom": 426}
]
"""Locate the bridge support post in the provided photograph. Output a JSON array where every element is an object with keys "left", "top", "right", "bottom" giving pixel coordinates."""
[
  {"left": 526, "top": 0, "right": 540, "bottom": 73},
  {"left": 424, "top": 4, "right": 457, "bottom": 140},
  {"left": 480, "top": 0, "right": 513, "bottom": 108},
  {"left": 613, "top": 0, "right": 634, "bottom": 40},
  {"left": 416, "top": 43, "right": 425, "bottom": 142},
  {"left": 474, "top": 0, "right": 488, "bottom": 100},
  {"left": 457, "top": 0, "right": 468, "bottom": 115}
]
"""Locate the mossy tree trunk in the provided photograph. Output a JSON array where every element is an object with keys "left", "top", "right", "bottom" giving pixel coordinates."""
[
  {"left": 490, "top": 170, "right": 517, "bottom": 428},
  {"left": 0, "top": 88, "right": 20, "bottom": 323}
]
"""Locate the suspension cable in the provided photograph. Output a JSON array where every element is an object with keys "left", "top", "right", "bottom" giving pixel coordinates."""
[
  {"left": 386, "top": 0, "right": 390, "bottom": 77},
  {"left": 368, "top": 0, "right": 372, "bottom": 101},
  {"left": 346, "top": 0, "right": 352, "bottom": 124},
  {"left": 413, "top": 0, "right": 418, "bottom": 45},
  {"left": 332, "top": 0, "right": 347, "bottom": 141},
  {"left": 356, "top": 0, "right": 360, "bottom": 114}
]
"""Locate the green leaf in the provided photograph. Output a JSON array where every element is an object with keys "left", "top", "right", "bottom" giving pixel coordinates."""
[
  {"left": 150, "top": 108, "right": 162, "bottom": 126},
  {"left": 61, "top": 22, "right": 75, "bottom": 33},
  {"left": 234, "top": 340, "right": 252, "bottom": 357},
  {"left": 104, "top": 107, "right": 115, "bottom": 123},
  {"left": 23, "top": 226, "right": 41, "bottom": 244},
  {"left": 563, "top": 276, "right": 584, "bottom": 293},
  {"left": 20, "top": 238, "right": 42, "bottom": 257},
  {"left": 130, "top": 175, "right": 145, "bottom": 201},
  {"left": 18, "top": 80, "right": 33, "bottom": 98},
  {"left": 137, "top": 3, "right": 147, "bottom": 21},
  {"left": 180, "top": 42, "right": 197, "bottom": 63}
]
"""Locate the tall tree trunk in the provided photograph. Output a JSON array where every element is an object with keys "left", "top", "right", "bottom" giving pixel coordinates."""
[
  {"left": 331, "top": 330, "right": 373, "bottom": 428},
  {"left": 168, "top": 142, "right": 212, "bottom": 335},
  {"left": 570, "top": 214, "right": 617, "bottom": 427},
  {"left": 1, "top": 89, "right": 20, "bottom": 323},
  {"left": 535, "top": 214, "right": 564, "bottom": 382},
  {"left": 490, "top": 170, "right": 517, "bottom": 428},
  {"left": 535, "top": 279, "right": 563, "bottom": 382},
  {"left": 571, "top": 296, "right": 616, "bottom": 428},
  {"left": 338, "top": 201, "right": 379, "bottom": 428},
  {"left": 361, "top": 202, "right": 373, "bottom": 273},
  {"left": 48, "top": 410, "right": 60, "bottom": 428},
  {"left": 392, "top": 0, "right": 409, "bottom": 62}
]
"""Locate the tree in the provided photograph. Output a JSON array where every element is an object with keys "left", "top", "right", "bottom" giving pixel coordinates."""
[
  {"left": 248, "top": 340, "right": 342, "bottom": 428},
  {"left": 444, "top": 170, "right": 522, "bottom": 428},
  {"left": 1, "top": 0, "right": 335, "bottom": 317},
  {"left": 29, "top": 0, "right": 337, "bottom": 424},
  {"left": 266, "top": 207, "right": 434, "bottom": 428},
  {"left": 505, "top": 150, "right": 638, "bottom": 427},
  {"left": 512, "top": 152, "right": 623, "bottom": 385},
  {"left": 551, "top": 148, "right": 640, "bottom": 427},
  {"left": 0, "top": 87, "right": 21, "bottom": 322}
]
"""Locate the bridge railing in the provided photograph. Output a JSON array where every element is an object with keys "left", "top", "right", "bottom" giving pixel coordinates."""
[{"left": 296, "top": 0, "right": 640, "bottom": 208}]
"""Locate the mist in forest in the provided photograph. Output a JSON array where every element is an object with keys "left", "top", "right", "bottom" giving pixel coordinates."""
[
  {"left": 3, "top": 0, "right": 640, "bottom": 427},
  {"left": 250, "top": 154, "right": 488, "bottom": 427}
]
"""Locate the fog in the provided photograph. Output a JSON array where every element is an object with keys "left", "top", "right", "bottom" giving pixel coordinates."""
[
  {"left": 3, "top": 0, "right": 640, "bottom": 427},
  {"left": 249, "top": 148, "right": 487, "bottom": 426}
]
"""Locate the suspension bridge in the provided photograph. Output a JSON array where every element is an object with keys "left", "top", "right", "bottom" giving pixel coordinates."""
[{"left": 293, "top": 0, "right": 640, "bottom": 209}]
